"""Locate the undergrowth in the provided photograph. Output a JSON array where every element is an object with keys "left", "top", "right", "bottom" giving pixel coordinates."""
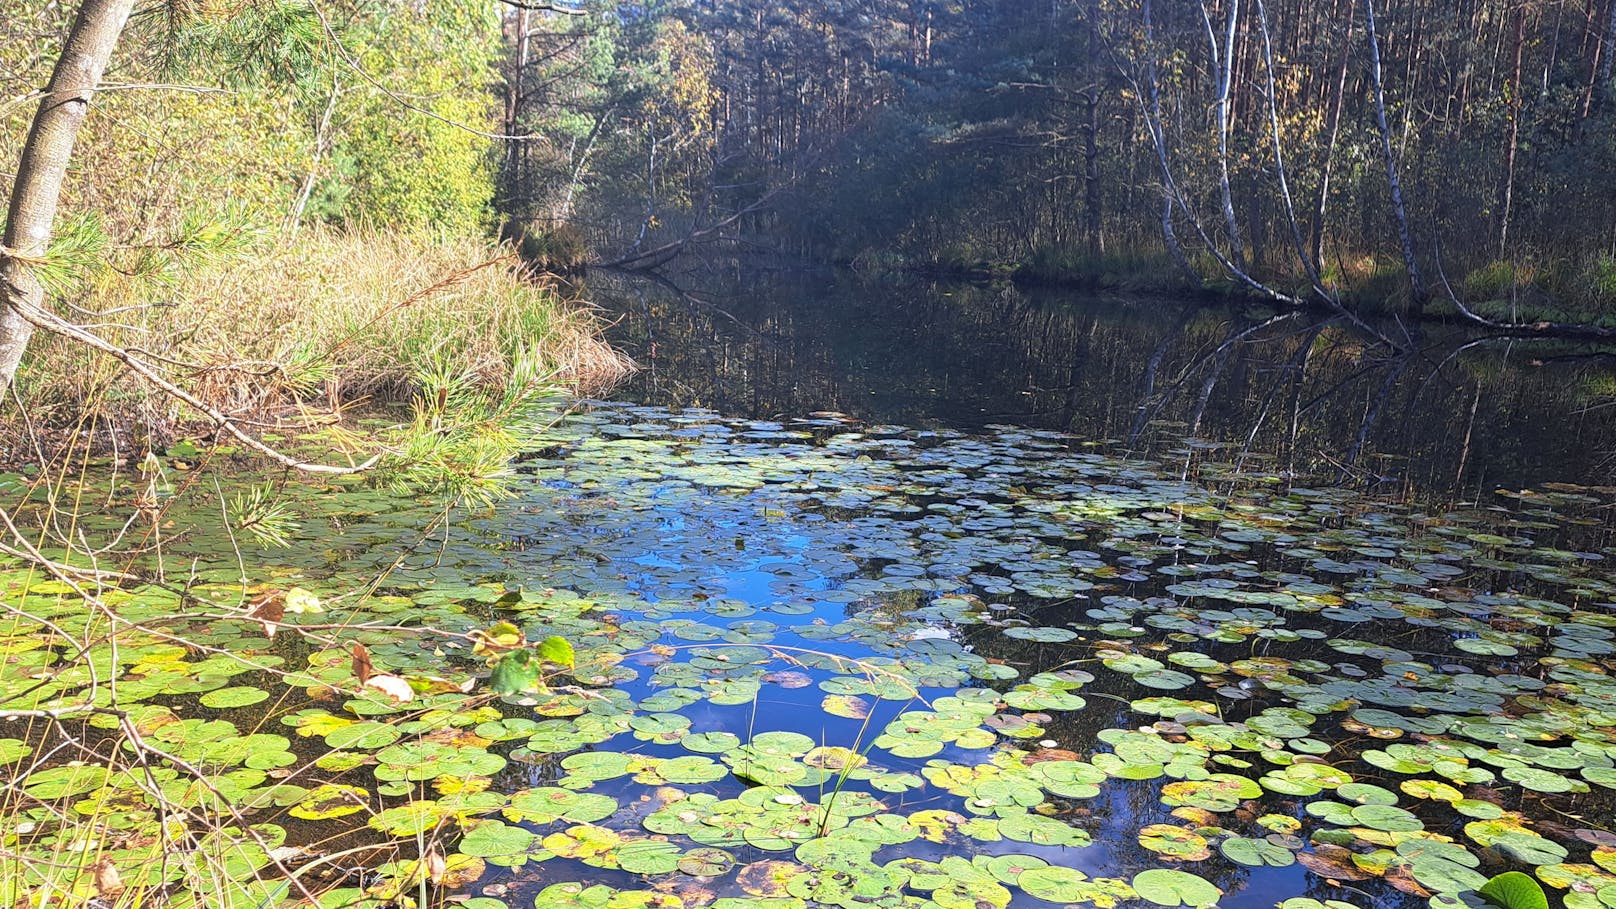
[{"left": 3, "top": 228, "right": 633, "bottom": 455}]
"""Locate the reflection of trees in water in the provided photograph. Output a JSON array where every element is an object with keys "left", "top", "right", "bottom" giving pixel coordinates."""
[{"left": 588, "top": 268, "right": 1616, "bottom": 496}]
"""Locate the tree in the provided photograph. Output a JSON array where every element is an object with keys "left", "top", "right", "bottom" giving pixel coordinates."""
[
  {"left": 0, "top": 0, "right": 135, "bottom": 388},
  {"left": 608, "top": 0, "right": 1616, "bottom": 325},
  {"left": 1, "top": 0, "right": 586, "bottom": 483}
]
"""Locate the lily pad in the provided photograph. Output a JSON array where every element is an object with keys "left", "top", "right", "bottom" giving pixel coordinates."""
[{"left": 1131, "top": 869, "right": 1222, "bottom": 907}]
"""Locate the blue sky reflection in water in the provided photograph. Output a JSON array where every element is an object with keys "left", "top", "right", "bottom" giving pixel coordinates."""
[{"left": 394, "top": 399, "right": 1616, "bottom": 909}]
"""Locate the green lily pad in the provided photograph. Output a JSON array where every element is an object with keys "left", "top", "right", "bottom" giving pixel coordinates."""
[
  {"left": 288, "top": 784, "right": 368, "bottom": 820},
  {"left": 1131, "top": 869, "right": 1222, "bottom": 907},
  {"left": 323, "top": 721, "right": 400, "bottom": 750},
  {"left": 1220, "top": 836, "right": 1296, "bottom": 867},
  {"left": 1019, "top": 867, "right": 1096, "bottom": 903},
  {"left": 199, "top": 686, "right": 272, "bottom": 709},
  {"left": 459, "top": 819, "right": 538, "bottom": 859},
  {"left": 1478, "top": 871, "right": 1550, "bottom": 909},
  {"left": 617, "top": 840, "right": 682, "bottom": 875},
  {"left": 678, "top": 847, "right": 735, "bottom": 876}
]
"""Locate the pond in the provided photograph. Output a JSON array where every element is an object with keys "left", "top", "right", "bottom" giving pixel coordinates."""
[
  {"left": 593, "top": 267, "right": 1616, "bottom": 497},
  {"left": 4, "top": 269, "right": 1616, "bottom": 909}
]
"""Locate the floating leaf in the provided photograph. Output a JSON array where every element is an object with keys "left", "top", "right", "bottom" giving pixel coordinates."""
[
  {"left": 679, "top": 848, "right": 735, "bottom": 877},
  {"left": 544, "top": 824, "right": 624, "bottom": 864},
  {"left": 618, "top": 840, "right": 682, "bottom": 875},
  {"left": 284, "top": 587, "right": 323, "bottom": 614},
  {"left": 506, "top": 788, "right": 617, "bottom": 824},
  {"left": 289, "top": 784, "right": 368, "bottom": 820},
  {"left": 364, "top": 674, "right": 415, "bottom": 703},
  {"left": 737, "top": 860, "right": 809, "bottom": 897},
  {"left": 489, "top": 650, "right": 542, "bottom": 696},
  {"left": 1003, "top": 626, "right": 1077, "bottom": 643},
  {"left": 821, "top": 695, "right": 871, "bottom": 719},
  {"left": 1139, "top": 824, "right": 1211, "bottom": 860},
  {"left": 1220, "top": 836, "right": 1295, "bottom": 867},
  {"left": 200, "top": 686, "right": 271, "bottom": 709},
  {"left": 323, "top": 721, "right": 400, "bottom": 751},
  {"left": 997, "top": 812, "right": 1090, "bottom": 847},
  {"left": 459, "top": 820, "right": 539, "bottom": 862},
  {"left": 1477, "top": 872, "right": 1550, "bottom": 909},
  {"left": 1131, "top": 869, "right": 1222, "bottom": 907}
]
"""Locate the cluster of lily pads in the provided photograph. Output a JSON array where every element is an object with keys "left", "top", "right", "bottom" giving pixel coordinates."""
[{"left": 3, "top": 402, "right": 1616, "bottom": 909}]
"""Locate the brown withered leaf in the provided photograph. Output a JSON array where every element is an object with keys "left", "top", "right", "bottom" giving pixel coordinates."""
[
  {"left": 1296, "top": 844, "right": 1375, "bottom": 882},
  {"left": 93, "top": 859, "right": 124, "bottom": 896},
  {"left": 423, "top": 846, "right": 447, "bottom": 885},
  {"left": 1384, "top": 864, "right": 1431, "bottom": 897},
  {"left": 349, "top": 642, "right": 373, "bottom": 685},
  {"left": 736, "top": 861, "right": 805, "bottom": 898},
  {"left": 763, "top": 671, "right": 813, "bottom": 689},
  {"left": 248, "top": 592, "right": 284, "bottom": 638}
]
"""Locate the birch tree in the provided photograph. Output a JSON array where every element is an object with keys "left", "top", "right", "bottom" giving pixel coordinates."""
[{"left": 0, "top": 0, "right": 135, "bottom": 388}]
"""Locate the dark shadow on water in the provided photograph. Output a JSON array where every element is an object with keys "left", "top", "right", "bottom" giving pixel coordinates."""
[{"left": 588, "top": 266, "right": 1616, "bottom": 497}]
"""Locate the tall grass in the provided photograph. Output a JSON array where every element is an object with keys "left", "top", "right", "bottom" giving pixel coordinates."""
[
  {"left": 1011, "top": 246, "right": 1194, "bottom": 295},
  {"left": 7, "top": 228, "right": 632, "bottom": 444}
]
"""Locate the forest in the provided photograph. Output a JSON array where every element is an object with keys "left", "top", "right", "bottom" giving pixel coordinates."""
[
  {"left": 4, "top": 3, "right": 1616, "bottom": 909},
  {"left": 497, "top": 0, "right": 1616, "bottom": 322}
]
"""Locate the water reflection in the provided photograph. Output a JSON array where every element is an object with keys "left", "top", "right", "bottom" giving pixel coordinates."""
[{"left": 587, "top": 267, "right": 1616, "bottom": 497}]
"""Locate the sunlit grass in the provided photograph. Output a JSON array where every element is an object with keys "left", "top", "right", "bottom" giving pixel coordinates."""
[{"left": 7, "top": 228, "right": 632, "bottom": 442}]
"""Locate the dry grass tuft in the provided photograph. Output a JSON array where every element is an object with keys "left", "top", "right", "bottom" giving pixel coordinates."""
[{"left": 5, "top": 228, "right": 633, "bottom": 448}]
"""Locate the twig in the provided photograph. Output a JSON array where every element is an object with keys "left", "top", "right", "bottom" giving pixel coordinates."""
[{"left": 9, "top": 297, "right": 379, "bottom": 474}]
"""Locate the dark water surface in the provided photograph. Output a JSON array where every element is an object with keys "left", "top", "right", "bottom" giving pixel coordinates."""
[{"left": 587, "top": 266, "right": 1616, "bottom": 498}]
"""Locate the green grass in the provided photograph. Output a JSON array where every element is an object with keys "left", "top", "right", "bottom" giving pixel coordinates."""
[
  {"left": 1428, "top": 253, "right": 1616, "bottom": 326},
  {"left": 1461, "top": 259, "right": 1522, "bottom": 302},
  {"left": 1014, "top": 246, "right": 1189, "bottom": 293}
]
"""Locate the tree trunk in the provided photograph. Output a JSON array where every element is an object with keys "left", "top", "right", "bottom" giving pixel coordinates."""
[
  {"left": 1499, "top": 1, "right": 1525, "bottom": 257},
  {"left": 1581, "top": 0, "right": 1603, "bottom": 115},
  {"left": 1596, "top": 0, "right": 1609, "bottom": 107},
  {"left": 1254, "top": 0, "right": 1324, "bottom": 292},
  {"left": 1084, "top": 90, "right": 1102, "bottom": 254},
  {"left": 1603, "top": 0, "right": 1616, "bottom": 88},
  {"left": 1364, "top": 0, "right": 1425, "bottom": 303},
  {"left": 1203, "top": 0, "right": 1246, "bottom": 268},
  {"left": 1311, "top": 0, "right": 1356, "bottom": 265},
  {"left": 1142, "top": 0, "right": 1200, "bottom": 285},
  {"left": 1084, "top": 0, "right": 1104, "bottom": 254},
  {"left": 505, "top": 5, "right": 530, "bottom": 207},
  {"left": 288, "top": 79, "right": 342, "bottom": 234},
  {"left": 0, "top": 0, "right": 136, "bottom": 388}
]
